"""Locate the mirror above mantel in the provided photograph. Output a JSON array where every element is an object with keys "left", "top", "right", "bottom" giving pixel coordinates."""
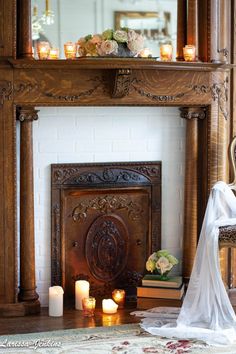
[{"left": 31, "top": 0, "right": 177, "bottom": 59}]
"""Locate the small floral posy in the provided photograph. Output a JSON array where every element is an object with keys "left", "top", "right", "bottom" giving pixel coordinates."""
[
  {"left": 77, "top": 28, "right": 145, "bottom": 57},
  {"left": 146, "top": 249, "right": 178, "bottom": 280}
]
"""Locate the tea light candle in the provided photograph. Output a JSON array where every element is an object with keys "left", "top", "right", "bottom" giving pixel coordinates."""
[
  {"left": 49, "top": 48, "right": 59, "bottom": 59},
  {"left": 49, "top": 286, "right": 64, "bottom": 317},
  {"left": 64, "top": 42, "right": 77, "bottom": 59},
  {"left": 183, "top": 45, "right": 196, "bottom": 62},
  {"left": 160, "top": 44, "right": 173, "bottom": 61},
  {"left": 112, "top": 289, "right": 125, "bottom": 308},
  {"left": 102, "top": 299, "right": 118, "bottom": 314},
  {"left": 139, "top": 48, "right": 152, "bottom": 58},
  {"left": 75, "top": 280, "right": 89, "bottom": 310},
  {"left": 37, "top": 41, "right": 50, "bottom": 60},
  {"left": 82, "top": 297, "right": 96, "bottom": 317}
]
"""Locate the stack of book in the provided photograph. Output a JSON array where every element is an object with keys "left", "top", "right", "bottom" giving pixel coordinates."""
[{"left": 137, "top": 275, "right": 184, "bottom": 308}]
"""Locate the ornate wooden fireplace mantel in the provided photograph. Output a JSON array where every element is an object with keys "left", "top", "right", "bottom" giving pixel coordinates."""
[{"left": 0, "top": 0, "right": 235, "bottom": 316}]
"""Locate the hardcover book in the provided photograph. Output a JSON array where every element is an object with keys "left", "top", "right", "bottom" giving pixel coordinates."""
[
  {"left": 137, "top": 283, "right": 185, "bottom": 300},
  {"left": 142, "top": 275, "right": 183, "bottom": 288}
]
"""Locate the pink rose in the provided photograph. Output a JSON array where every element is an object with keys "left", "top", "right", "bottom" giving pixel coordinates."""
[
  {"left": 127, "top": 34, "right": 144, "bottom": 54},
  {"left": 97, "top": 40, "right": 118, "bottom": 56}
]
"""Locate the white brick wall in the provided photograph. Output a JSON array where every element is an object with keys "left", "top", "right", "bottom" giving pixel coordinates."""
[{"left": 31, "top": 106, "right": 186, "bottom": 306}]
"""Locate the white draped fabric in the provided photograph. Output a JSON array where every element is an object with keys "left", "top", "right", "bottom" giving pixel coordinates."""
[{"left": 132, "top": 181, "right": 236, "bottom": 345}]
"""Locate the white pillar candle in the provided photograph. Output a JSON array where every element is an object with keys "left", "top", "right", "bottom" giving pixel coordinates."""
[
  {"left": 102, "top": 299, "right": 118, "bottom": 314},
  {"left": 49, "top": 286, "right": 64, "bottom": 317},
  {"left": 75, "top": 280, "right": 89, "bottom": 310}
]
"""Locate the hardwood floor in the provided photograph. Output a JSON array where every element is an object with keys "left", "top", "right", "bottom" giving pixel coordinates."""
[{"left": 0, "top": 299, "right": 181, "bottom": 335}]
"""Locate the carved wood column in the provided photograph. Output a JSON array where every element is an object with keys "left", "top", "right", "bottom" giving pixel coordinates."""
[
  {"left": 176, "top": 0, "right": 187, "bottom": 60},
  {"left": 187, "top": 0, "right": 199, "bottom": 59},
  {"left": 179, "top": 107, "right": 206, "bottom": 279},
  {"left": 17, "top": 107, "right": 39, "bottom": 303},
  {"left": 209, "top": 0, "right": 229, "bottom": 63},
  {"left": 17, "top": 0, "right": 33, "bottom": 58}
]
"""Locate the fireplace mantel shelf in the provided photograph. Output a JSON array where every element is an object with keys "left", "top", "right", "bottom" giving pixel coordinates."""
[{"left": 8, "top": 58, "right": 231, "bottom": 71}]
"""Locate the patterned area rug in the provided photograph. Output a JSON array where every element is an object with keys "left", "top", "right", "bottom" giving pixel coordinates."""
[{"left": 0, "top": 324, "right": 236, "bottom": 353}]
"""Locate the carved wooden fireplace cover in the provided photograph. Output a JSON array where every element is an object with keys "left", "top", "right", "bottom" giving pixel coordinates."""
[{"left": 51, "top": 161, "right": 161, "bottom": 304}]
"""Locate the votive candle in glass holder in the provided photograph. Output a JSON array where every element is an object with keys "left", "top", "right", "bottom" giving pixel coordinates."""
[
  {"left": 82, "top": 297, "right": 96, "bottom": 317},
  {"left": 112, "top": 289, "right": 125, "bottom": 309},
  {"left": 102, "top": 299, "right": 118, "bottom": 314},
  {"left": 37, "top": 41, "right": 50, "bottom": 60},
  {"left": 139, "top": 48, "right": 152, "bottom": 58},
  {"left": 64, "top": 42, "right": 77, "bottom": 59},
  {"left": 183, "top": 45, "right": 196, "bottom": 62},
  {"left": 160, "top": 44, "right": 173, "bottom": 61},
  {"left": 49, "top": 48, "right": 59, "bottom": 59}
]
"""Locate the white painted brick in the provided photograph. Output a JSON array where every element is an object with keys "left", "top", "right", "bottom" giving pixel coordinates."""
[
  {"left": 76, "top": 141, "right": 113, "bottom": 153},
  {"left": 57, "top": 153, "right": 94, "bottom": 163},
  {"left": 39, "top": 140, "right": 76, "bottom": 153},
  {"left": 112, "top": 140, "right": 147, "bottom": 152},
  {"left": 93, "top": 153, "right": 130, "bottom": 162}
]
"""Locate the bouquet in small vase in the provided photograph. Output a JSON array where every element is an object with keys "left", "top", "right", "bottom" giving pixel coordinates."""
[
  {"left": 146, "top": 249, "right": 178, "bottom": 280},
  {"left": 77, "top": 28, "right": 144, "bottom": 57}
]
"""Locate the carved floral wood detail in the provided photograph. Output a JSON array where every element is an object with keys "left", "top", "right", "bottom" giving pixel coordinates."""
[
  {"left": 71, "top": 195, "right": 144, "bottom": 222},
  {"left": 112, "top": 69, "right": 132, "bottom": 98},
  {"left": 179, "top": 107, "right": 207, "bottom": 120},
  {"left": 0, "top": 80, "right": 12, "bottom": 104},
  {"left": 52, "top": 165, "right": 161, "bottom": 185},
  {"left": 85, "top": 216, "right": 129, "bottom": 281},
  {"left": 51, "top": 203, "right": 61, "bottom": 285}
]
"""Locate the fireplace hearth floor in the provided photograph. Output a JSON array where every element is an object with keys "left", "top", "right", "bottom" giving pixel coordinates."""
[{"left": 0, "top": 300, "right": 182, "bottom": 335}]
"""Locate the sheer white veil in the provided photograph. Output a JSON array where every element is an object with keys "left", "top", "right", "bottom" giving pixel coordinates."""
[{"left": 132, "top": 182, "right": 236, "bottom": 345}]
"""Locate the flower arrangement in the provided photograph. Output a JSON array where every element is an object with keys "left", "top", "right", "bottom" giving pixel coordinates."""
[
  {"left": 146, "top": 249, "right": 178, "bottom": 279},
  {"left": 77, "top": 28, "right": 144, "bottom": 57}
]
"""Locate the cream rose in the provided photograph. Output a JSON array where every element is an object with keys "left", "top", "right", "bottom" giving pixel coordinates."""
[
  {"left": 156, "top": 256, "right": 173, "bottom": 275},
  {"left": 113, "top": 30, "right": 128, "bottom": 43}
]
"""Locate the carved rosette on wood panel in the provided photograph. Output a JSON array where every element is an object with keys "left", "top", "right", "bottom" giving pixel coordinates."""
[
  {"left": 72, "top": 195, "right": 143, "bottom": 222},
  {"left": 0, "top": 80, "right": 12, "bottom": 104},
  {"left": 85, "top": 215, "right": 129, "bottom": 281}
]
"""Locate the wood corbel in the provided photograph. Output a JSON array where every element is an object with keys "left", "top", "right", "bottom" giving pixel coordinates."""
[{"left": 112, "top": 69, "right": 132, "bottom": 98}]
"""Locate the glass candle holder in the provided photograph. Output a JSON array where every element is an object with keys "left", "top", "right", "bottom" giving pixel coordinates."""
[
  {"left": 64, "top": 42, "right": 77, "bottom": 59},
  {"left": 82, "top": 297, "right": 96, "bottom": 317},
  {"left": 139, "top": 48, "right": 152, "bottom": 58},
  {"left": 112, "top": 289, "right": 125, "bottom": 308},
  {"left": 49, "top": 48, "right": 59, "bottom": 60},
  {"left": 102, "top": 299, "right": 118, "bottom": 314},
  {"left": 37, "top": 41, "right": 50, "bottom": 60},
  {"left": 183, "top": 45, "right": 196, "bottom": 62},
  {"left": 160, "top": 44, "right": 173, "bottom": 61}
]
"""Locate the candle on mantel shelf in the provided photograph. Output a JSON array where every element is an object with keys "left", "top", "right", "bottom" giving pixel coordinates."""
[
  {"left": 49, "top": 48, "right": 59, "bottom": 59},
  {"left": 75, "top": 280, "right": 89, "bottom": 310},
  {"left": 37, "top": 41, "right": 50, "bottom": 60},
  {"left": 139, "top": 48, "right": 152, "bottom": 58},
  {"left": 112, "top": 289, "right": 125, "bottom": 308},
  {"left": 160, "top": 44, "right": 173, "bottom": 61},
  {"left": 64, "top": 42, "right": 77, "bottom": 59},
  {"left": 49, "top": 286, "right": 64, "bottom": 317},
  {"left": 82, "top": 297, "right": 96, "bottom": 317},
  {"left": 183, "top": 45, "right": 196, "bottom": 62},
  {"left": 102, "top": 299, "right": 118, "bottom": 314}
]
